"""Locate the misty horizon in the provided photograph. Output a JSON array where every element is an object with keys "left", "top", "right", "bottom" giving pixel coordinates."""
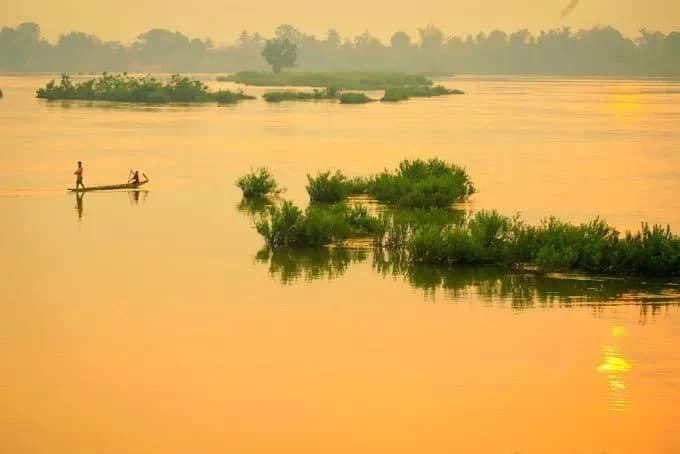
[{"left": 1, "top": 21, "right": 679, "bottom": 76}]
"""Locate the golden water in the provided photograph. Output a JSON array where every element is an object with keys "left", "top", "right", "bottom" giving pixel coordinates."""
[{"left": 1, "top": 75, "right": 679, "bottom": 453}]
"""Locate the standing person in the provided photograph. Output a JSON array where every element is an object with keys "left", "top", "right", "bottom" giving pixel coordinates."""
[{"left": 74, "top": 161, "right": 85, "bottom": 190}]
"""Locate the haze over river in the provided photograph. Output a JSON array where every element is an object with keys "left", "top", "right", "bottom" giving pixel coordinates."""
[{"left": 1, "top": 74, "right": 679, "bottom": 453}]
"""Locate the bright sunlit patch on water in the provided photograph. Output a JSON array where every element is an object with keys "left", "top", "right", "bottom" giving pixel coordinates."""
[
  {"left": 606, "top": 93, "right": 643, "bottom": 115},
  {"left": 598, "top": 326, "right": 633, "bottom": 412}
]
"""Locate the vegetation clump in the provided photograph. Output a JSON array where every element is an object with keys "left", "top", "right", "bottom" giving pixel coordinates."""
[
  {"left": 359, "top": 158, "right": 476, "bottom": 208},
  {"left": 408, "top": 211, "right": 680, "bottom": 276},
  {"left": 338, "top": 92, "right": 374, "bottom": 104},
  {"left": 306, "top": 171, "right": 352, "bottom": 203},
  {"left": 381, "top": 85, "right": 464, "bottom": 102},
  {"left": 263, "top": 89, "right": 334, "bottom": 102},
  {"left": 236, "top": 168, "right": 280, "bottom": 199},
  {"left": 36, "top": 73, "right": 255, "bottom": 104},
  {"left": 220, "top": 71, "right": 432, "bottom": 90},
  {"left": 255, "top": 201, "right": 381, "bottom": 247}
]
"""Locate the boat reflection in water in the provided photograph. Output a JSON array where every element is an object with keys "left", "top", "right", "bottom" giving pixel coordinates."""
[
  {"left": 256, "top": 246, "right": 680, "bottom": 310},
  {"left": 72, "top": 189, "right": 149, "bottom": 220}
]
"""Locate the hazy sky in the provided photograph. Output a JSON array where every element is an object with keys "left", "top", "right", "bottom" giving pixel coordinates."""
[{"left": 3, "top": 0, "right": 679, "bottom": 44}]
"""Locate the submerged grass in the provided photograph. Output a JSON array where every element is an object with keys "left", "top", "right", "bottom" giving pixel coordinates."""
[
  {"left": 220, "top": 71, "right": 433, "bottom": 90},
  {"left": 37, "top": 73, "right": 255, "bottom": 104},
  {"left": 236, "top": 168, "right": 280, "bottom": 199},
  {"left": 381, "top": 85, "right": 464, "bottom": 102}
]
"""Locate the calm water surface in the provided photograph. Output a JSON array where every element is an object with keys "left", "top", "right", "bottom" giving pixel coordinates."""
[{"left": 1, "top": 75, "right": 680, "bottom": 453}]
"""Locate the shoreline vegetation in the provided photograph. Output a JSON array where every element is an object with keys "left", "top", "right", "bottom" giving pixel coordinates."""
[
  {"left": 36, "top": 73, "right": 255, "bottom": 104},
  {"left": 225, "top": 71, "right": 465, "bottom": 104},
  {"left": 219, "top": 71, "right": 432, "bottom": 89},
  {"left": 238, "top": 160, "right": 680, "bottom": 277}
]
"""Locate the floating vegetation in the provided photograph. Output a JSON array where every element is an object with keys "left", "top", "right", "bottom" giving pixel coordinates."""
[
  {"left": 381, "top": 85, "right": 464, "bottom": 102},
  {"left": 262, "top": 89, "right": 335, "bottom": 102},
  {"left": 219, "top": 71, "right": 433, "bottom": 90},
  {"left": 36, "top": 73, "right": 255, "bottom": 104},
  {"left": 236, "top": 168, "right": 281, "bottom": 199}
]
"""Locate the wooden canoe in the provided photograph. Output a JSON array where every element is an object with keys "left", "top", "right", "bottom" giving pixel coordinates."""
[{"left": 68, "top": 177, "right": 149, "bottom": 192}]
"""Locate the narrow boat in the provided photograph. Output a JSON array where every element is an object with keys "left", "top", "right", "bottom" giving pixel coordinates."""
[{"left": 68, "top": 175, "right": 149, "bottom": 192}]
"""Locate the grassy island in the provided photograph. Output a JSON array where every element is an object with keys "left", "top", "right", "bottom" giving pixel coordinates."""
[
  {"left": 254, "top": 202, "right": 680, "bottom": 277},
  {"left": 36, "top": 73, "right": 255, "bottom": 104},
  {"left": 263, "top": 89, "right": 335, "bottom": 102},
  {"left": 304, "top": 159, "right": 475, "bottom": 208},
  {"left": 381, "top": 85, "right": 464, "bottom": 102},
  {"left": 219, "top": 71, "right": 432, "bottom": 90},
  {"left": 243, "top": 159, "right": 680, "bottom": 277}
]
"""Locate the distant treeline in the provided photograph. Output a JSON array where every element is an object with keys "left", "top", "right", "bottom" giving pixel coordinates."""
[{"left": 2, "top": 22, "right": 679, "bottom": 75}]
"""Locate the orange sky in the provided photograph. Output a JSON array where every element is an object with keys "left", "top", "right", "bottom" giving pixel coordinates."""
[{"left": 2, "top": 0, "right": 679, "bottom": 44}]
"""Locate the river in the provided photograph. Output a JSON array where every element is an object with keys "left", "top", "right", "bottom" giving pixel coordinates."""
[{"left": 1, "top": 74, "right": 679, "bottom": 453}]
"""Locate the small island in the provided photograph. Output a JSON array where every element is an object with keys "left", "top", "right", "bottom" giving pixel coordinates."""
[
  {"left": 36, "top": 73, "right": 255, "bottom": 104},
  {"left": 218, "top": 37, "right": 464, "bottom": 103}
]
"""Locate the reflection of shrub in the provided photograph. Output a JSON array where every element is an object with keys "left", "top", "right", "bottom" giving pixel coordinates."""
[
  {"left": 236, "top": 168, "right": 279, "bottom": 198},
  {"left": 306, "top": 171, "right": 351, "bottom": 203}
]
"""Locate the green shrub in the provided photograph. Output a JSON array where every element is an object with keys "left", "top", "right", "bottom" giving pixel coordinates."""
[
  {"left": 361, "top": 158, "right": 476, "bottom": 208},
  {"left": 408, "top": 211, "right": 680, "bottom": 276},
  {"left": 255, "top": 201, "right": 381, "bottom": 247},
  {"left": 236, "top": 168, "right": 280, "bottom": 198},
  {"left": 338, "top": 92, "right": 374, "bottom": 104},
  {"left": 306, "top": 171, "right": 351, "bottom": 203}
]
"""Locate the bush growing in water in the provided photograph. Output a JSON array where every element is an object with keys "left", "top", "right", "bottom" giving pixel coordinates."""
[
  {"left": 262, "top": 89, "right": 334, "bottom": 102},
  {"left": 236, "top": 168, "right": 280, "bottom": 198},
  {"left": 306, "top": 171, "right": 352, "bottom": 203},
  {"left": 381, "top": 85, "right": 464, "bottom": 102},
  {"left": 361, "top": 158, "right": 476, "bottom": 208},
  {"left": 255, "top": 201, "right": 381, "bottom": 247},
  {"left": 36, "top": 73, "right": 255, "bottom": 104},
  {"left": 338, "top": 92, "right": 374, "bottom": 104},
  {"left": 408, "top": 211, "right": 680, "bottom": 276}
]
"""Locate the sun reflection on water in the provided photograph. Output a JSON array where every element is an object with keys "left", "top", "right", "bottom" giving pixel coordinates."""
[{"left": 597, "top": 326, "right": 632, "bottom": 411}]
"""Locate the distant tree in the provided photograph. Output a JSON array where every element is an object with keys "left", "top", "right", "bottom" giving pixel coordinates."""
[
  {"left": 262, "top": 38, "right": 297, "bottom": 73},
  {"left": 418, "top": 25, "right": 444, "bottom": 50},
  {"left": 390, "top": 31, "right": 411, "bottom": 49}
]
